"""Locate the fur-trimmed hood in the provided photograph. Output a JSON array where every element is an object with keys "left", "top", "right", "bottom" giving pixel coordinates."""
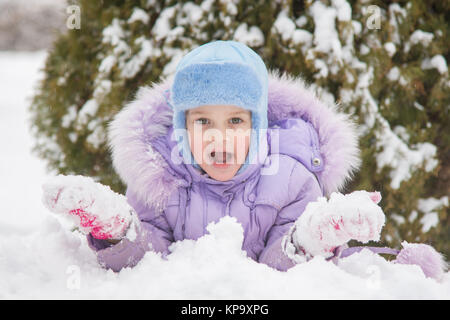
[{"left": 107, "top": 72, "right": 361, "bottom": 211}]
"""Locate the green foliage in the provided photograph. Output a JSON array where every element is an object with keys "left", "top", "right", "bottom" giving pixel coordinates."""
[{"left": 30, "top": 0, "right": 449, "bottom": 256}]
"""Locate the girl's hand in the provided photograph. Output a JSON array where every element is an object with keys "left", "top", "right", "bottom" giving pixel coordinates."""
[
  {"left": 42, "top": 175, "right": 135, "bottom": 240},
  {"left": 287, "top": 190, "right": 385, "bottom": 259}
]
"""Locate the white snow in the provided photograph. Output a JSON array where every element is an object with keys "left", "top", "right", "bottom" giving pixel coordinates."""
[
  {"left": 76, "top": 99, "right": 98, "bottom": 128},
  {"left": 418, "top": 197, "right": 449, "bottom": 233},
  {"left": 292, "top": 30, "right": 313, "bottom": 46},
  {"left": 127, "top": 7, "right": 150, "bottom": 24},
  {"left": 98, "top": 55, "right": 116, "bottom": 74},
  {"left": 332, "top": 0, "right": 352, "bottom": 22},
  {"left": 386, "top": 67, "right": 400, "bottom": 81},
  {"left": 376, "top": 129, "right": 438, "bottom": 189},
  {"left": 61, "top": 105, "right": 78, "bottom": 128},
  {"left": 182, "top": 2, "right": 204, "bottom": 23},
  {"left": 272, "top": 10, "right": 313, "bottom": 53},
  {"left": 121, "top": 37, "right": 155, "bottom": 79},
  {"left": 273, "top": 10, "right": 297, "bottom": 42},
  {"left": 0, "top": 51, "right": 449, "bottom": 299},
  {"left": 309, "top": 1, "right": 342, "bottom": 56},
  {"left": 233, "top": 23, "right": 264, "bottom": 47},
  {"left": 421, "top": 55, "right": 448, "bottom": 75},
  {"left": 384, "top": 42, "right": 396, "bottom": 57},
  {"left": 409, "top": 30, "right": 434, "bottom": 46},
  {"left": 152, "top": 6, "right": 177, "bottom": 42}
]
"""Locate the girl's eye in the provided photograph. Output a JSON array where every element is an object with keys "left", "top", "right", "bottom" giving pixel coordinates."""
[
  {"left": 194, "top": 118, "right": 209, "bottom": 125},
  {"left": 230, "top": 117, "right": 243, "bottom": 125}
]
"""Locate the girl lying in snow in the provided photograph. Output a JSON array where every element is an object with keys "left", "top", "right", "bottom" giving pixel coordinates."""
[{"left": 42, "top": 41, "right": 446, "bottom": 280}]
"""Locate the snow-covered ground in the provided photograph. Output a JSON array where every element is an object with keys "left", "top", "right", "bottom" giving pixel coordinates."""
[{"left": 0, "top": 51, "right": 449, "bottom": 299}]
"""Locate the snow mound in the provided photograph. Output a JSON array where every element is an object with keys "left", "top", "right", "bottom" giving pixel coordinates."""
[{"left": 1, "top": 215, "right": 449, "bottom": 299}]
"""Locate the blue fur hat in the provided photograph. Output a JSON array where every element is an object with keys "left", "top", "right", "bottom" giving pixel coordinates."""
[{"left": 169, "top": 40, "right": 268, "bottom": 174}]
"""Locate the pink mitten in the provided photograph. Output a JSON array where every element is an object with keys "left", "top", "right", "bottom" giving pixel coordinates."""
[
  {"left": 42, "top": 175, "right": 135, "bottom": 240},
  {"left": 287, "top": 190, "right": 385, "bottom": 259}
]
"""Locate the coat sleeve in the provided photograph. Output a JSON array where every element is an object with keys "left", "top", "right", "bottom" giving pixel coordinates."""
[
  {"left": 258, "top": 161, "right": 323, "bottom": 271},
  {"left": 86, "top": 187, "right": 175, "bottom": 272}
]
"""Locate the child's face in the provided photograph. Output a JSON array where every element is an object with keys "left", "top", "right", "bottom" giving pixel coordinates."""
[{"left": 185, "top": 105, "right": 252, "bottom": 181}]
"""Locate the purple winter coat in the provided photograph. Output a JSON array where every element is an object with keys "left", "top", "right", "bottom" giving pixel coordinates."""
[{"left": 87, "top": 73, "right": 362, "bottom": 272}]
